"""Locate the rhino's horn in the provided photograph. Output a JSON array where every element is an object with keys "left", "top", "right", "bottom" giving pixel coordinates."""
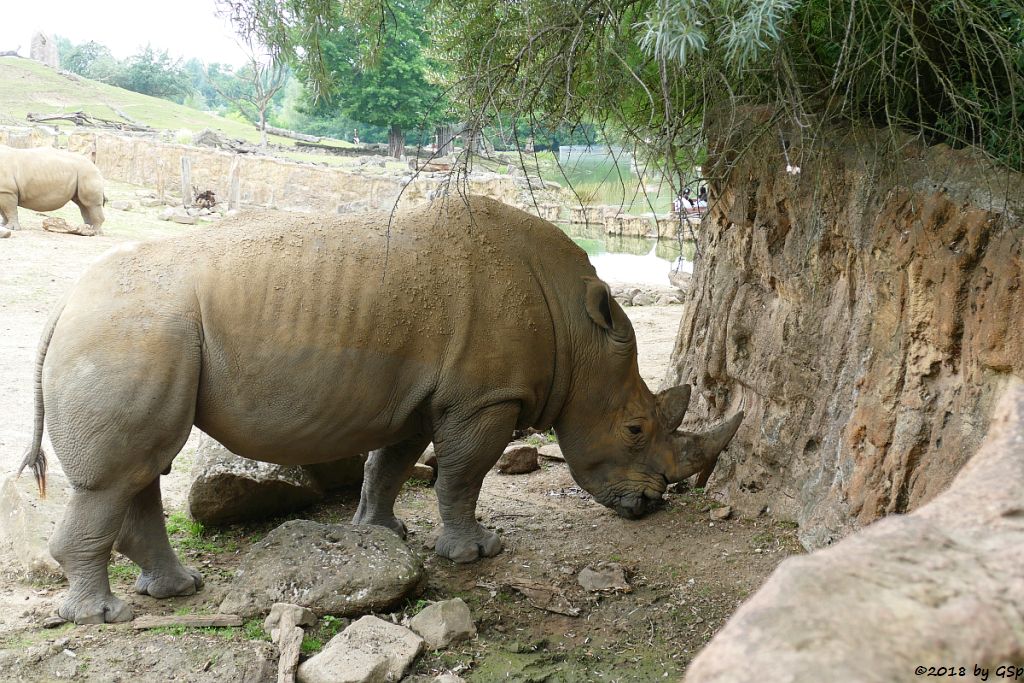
[{"left": 668, "top": 411, "right": 744, "bottom": 485}]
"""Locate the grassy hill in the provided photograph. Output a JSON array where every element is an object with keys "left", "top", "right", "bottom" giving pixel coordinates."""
[{"left": 0, "top": 56, "right": 351, "bottom": 154}]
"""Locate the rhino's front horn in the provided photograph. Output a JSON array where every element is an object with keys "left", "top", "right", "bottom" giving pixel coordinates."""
[{"left": 668, "top": 411, "right": 745, "bottom": 485}]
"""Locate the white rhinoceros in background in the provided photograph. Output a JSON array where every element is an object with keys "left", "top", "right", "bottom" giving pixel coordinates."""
[
  {"left": 0, "top": 145, "right": 105, "bottom": 233},
  {"left": 18, "top": 195, "right": 742, "bottom": 624}
]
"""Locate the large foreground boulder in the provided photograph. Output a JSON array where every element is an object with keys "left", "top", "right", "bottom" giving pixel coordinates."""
[
  {"left": 685, "top": 380, "right": 1024, "bottom": 682},
  {"left": 219, "top": 520, "right": 426, "bottom": 618},
  {"left": 188, "top": 435, "right": 324, "bottom": 525},
  {"left": 188, "top": 435, "right": 366, "bottom": 525}
]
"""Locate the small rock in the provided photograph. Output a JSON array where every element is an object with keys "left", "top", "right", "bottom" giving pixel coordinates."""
[
  {"left": 409, "top": 598, "right": 476, "bottom": 650},
  {"left": 495, "top": 445, "right": 539, "bottom": 475},
  {"left": 172, "top": 211, "right": 197, "bottom": 225},
  {"left": 614, "top": 296, "right": 632, "bottom": 307},
  {"left": 404, "top": 675, "right": 465, "bottom": 683},
  {"left": 158, "top": 207, "right": 175, "bottom": 221},
  {"left": 578, "top": 563, "right": 630, "bottom": 593},
  {"left": 140, "top": 198, "right": 164, "bottom": 208},
  {"left": 537, "top": 444, "right": 564, "bottom": 461},
  {"left": 109, "top": 200, "right": 133, "bottom": 211},
  {"left": 710, "top": 505, "right": 732, "bottom": 521},
  {"left": 668, "top": 270, "right": 692, "bottom": 292},
  {"left": 631, "top": 292, "right": 655, "bottom": 306},
  {"left": 409, "top": 463, "right": 435, "bottom": 482},
  {"left": 297, "top": 615, "right": 423, "bottom": 683},
  {"left": 42, "top": 615, "right": 66, "bottom": 629},
  {"left": 219, "top": 520, "right": 426, "bottom": 618},
  {"left": 0, "top": 472, "right": 69, "bottom": 578},
  {"left": 264, "top": 602, "right": 317, "bottom": 639},
  {"left": 0, "top": 227, "right": 11, "bottom": 238},
  {"left": 226, "top": 209, "right": 241, "bottom": 218},
  {"left": 655, "top": 294, "right": 682, "bottom": 305}
]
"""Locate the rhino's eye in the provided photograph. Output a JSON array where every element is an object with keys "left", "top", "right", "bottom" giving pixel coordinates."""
[{"left": 627, "top": 425, "right": 643, "bottom": 435}]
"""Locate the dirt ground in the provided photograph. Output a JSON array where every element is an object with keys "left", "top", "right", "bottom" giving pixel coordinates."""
[{"left": 0, "top": 192, "right": 801, "bottom": 682}]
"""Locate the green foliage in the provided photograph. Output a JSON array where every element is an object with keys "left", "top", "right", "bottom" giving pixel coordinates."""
[
  {"left": 244, "top": 619, "right": 270, "bottom": 640},
  {"left": 117, "top": 46, "right": 193, "bottom": 100},
  {"left": 165, "top": 512, "right": 238, "bottom": 553},
  {"left": 57, "top": 39, "right": 192, "bottom": 102}
]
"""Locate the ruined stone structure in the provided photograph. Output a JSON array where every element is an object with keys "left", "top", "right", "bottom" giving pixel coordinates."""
[
  {"left": 29, "top": 33, "right": 58, "bottom": 69},
  {"left": 667, "top": 117, "right": 1024, "bottom": 548}
]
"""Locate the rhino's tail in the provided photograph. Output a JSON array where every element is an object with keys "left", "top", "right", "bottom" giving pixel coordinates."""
[{"left": 17, "top": 298, "right": 67, "bottom": 499}]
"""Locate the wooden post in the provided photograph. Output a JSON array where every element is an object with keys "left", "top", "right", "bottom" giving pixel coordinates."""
[{"left": 180, "top": 156, "right": 192, "bottom": 207}]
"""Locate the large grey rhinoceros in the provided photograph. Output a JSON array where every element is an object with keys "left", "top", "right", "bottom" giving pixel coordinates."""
[
  {"left": 18, "top": 195, "right": 742, "bottom": 624},
  {"left": 0, "top": 145, "right": 106, "bottom": 232}
]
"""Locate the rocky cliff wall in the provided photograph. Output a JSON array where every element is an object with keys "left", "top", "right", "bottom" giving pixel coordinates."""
[{"left": 666, "top": 122, "right": 1024, "bottom": 548}]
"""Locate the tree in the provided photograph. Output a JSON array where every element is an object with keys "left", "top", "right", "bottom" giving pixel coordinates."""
[
  {"left": 58, "top": 39, "right": 123, "bottom": 84},
  {"left": 216, "top": 1, "right": 294, "bottom": 147},
  {"left": 116, "top": 46, "right": 192, "bottom": 100},
  {"left": 220, "top": 0, "right": 448, "bottom": 157}
]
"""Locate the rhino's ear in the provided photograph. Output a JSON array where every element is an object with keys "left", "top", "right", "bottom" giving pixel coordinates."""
[
  {"left": 583, "top": 277, "right": 632, "bottom": 343},
  {"left": 657, "top": 385, "right": 691, "bottom": 431}
]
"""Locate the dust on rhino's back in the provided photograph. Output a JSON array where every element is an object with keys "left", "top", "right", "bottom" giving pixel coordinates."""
[{"left": 72, "top": 198, "right": 592, "bottom": 459}]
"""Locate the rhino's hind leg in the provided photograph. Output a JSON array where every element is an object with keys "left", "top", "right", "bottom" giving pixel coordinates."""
[
  {"left": 50, "top": 488, "right": 134, "bottom": 624},
  {"left": 353, "top": 433, "right": 431, "bottom": 537},
  {"left": 432, "top": 402, "right": 518, "bottom": 563},
  {"left": 116, "top": 477, "right": 203, "bottom": 598}
]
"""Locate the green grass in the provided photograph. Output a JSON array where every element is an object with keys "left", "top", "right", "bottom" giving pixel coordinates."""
[
  {"left": 165, "top": 511, "right": 238, "bottom": 554},
  {"left": 0, "top": 57, "right": 349, "bottom": 160}
]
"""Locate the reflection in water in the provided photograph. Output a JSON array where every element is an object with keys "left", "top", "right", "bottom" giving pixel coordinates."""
[
  {"left": 546, "top": 146, "right": 675, "bottom": 214},
  {"left": 558, "top": 222, "right": 695, "bottom": 286}
]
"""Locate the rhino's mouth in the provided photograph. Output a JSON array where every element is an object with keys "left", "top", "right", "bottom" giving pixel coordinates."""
[{"left": 612, "top": 492, "right": 665, "bottom": 519}]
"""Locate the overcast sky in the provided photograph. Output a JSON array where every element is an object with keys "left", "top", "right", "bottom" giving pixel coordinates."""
[{"left": 2, "top": 0, "right": 248, "bottom": 65}]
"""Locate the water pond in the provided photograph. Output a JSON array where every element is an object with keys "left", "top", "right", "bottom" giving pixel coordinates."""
[{"left": 559, "top": 222, "right": 695, "bottom": 286}]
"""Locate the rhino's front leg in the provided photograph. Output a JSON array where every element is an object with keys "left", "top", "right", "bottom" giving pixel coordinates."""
[
  {"left": 432, "top": 402, "right": 518, "bottom": 563},
  {"left": 0, "top": 192, "right": 21, "bottom": 231},
  {"left": 353, "top": 433, "right": 431, "bottom": 537}
]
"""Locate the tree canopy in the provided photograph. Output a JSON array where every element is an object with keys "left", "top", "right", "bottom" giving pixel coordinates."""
[{"left": 218, "top": 0, "right": 1024, "bottom": 177}]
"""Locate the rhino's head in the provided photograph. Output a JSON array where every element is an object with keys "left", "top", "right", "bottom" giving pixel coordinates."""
[{"left": 554, "top": 277, "right": 744, "bottom": 519}]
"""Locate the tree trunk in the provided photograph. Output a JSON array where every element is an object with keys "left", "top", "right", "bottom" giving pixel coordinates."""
[
  {"left": 259, "top": 108, "right": 268, "bottom": 149},
  {"left": 388, "top": 124, "right": 405, "bottom": 159},
  {"left": 435, "top": 124, "right": 454, "bottom": 156}
]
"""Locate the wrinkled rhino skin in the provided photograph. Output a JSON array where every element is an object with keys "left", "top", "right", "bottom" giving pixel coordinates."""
[
  {"left": 20, "top": 196, "right": 741, "bottom": 624},
  {"left": 0, "top": 146, "right": 105, "bottom": 231}
]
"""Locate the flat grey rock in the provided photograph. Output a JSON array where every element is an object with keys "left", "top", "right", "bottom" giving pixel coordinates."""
[
  {"left": 188, "top": 435, "right": 324, "bottom": 525},
  {"left": 409, "top": 598, "right": 476, "bottom": 650},
  {"left": 219, "top": 520, "right": 426, "bottom": 618},
  {"left": 537, "top": 444, "right": 564, "bottom": 461},
  {"left": 297, "top": 615, "right": 423, "bottom": 683},
  {"left": 578, "top": 563, "right": 630, "bottom": 593},
  {"left": 0, "top": 471, "right": 68, "bottom": 578}
]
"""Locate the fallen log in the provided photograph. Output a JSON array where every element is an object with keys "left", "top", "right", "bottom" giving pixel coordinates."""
[
  {"left": 260, "top": 124, "right": 320, "bottom": 143},
  {"left": 26, "top": 110, "right": 153, "bottom": 133},
  {"left": 131, "top": 614, "right": 243, "bottom": 630}
]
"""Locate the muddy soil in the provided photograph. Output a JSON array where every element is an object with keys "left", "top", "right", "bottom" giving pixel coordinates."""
[{"left": 0, "top": 193, "right": 801, "bottom": 681}]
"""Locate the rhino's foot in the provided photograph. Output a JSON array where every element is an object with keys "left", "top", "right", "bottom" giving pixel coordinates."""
[
  {"left": 58, "top": 591, "right": 133, "bottom": 625},
  {"left": 435, "top": 525, "right": 502, "bottom": 563},
  {"left": 135, "top": 565, "right": 204, "bottom": 598},
  {"left": 352, "top": 511, "right": 408, "bottom": 539}
]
